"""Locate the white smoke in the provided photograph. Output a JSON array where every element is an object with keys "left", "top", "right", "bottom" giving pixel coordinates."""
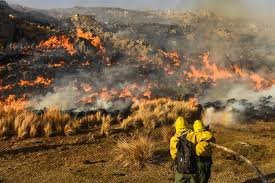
[
  {"left": 203, "top": 107, "right": 237, "bottom": 127},
  {"left": 29, "top": 83, "right": 80, "bottom": 110}
]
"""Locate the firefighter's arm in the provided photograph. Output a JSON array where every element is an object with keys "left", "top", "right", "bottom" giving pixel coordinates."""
[{"left": 170, "top": 136, "right": 178, "bottom": 160}]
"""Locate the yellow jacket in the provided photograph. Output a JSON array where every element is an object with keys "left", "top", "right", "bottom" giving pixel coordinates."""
[
  {"left": 170, "top": 116, "right": 196, "bottom": 160},
  {"left": 193, "top": 120, "right": 215, "bottom": 157}
]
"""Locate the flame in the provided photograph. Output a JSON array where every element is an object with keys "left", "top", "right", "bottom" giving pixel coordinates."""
[
  {"left": 119, "top": 83, "right": 139, "bottom": 98},
  {"left": 38, "top": 35, "right": 76, "bottom": 55},
  {"left": 188, "top": 97, "right": 199, "bottom": 108},
  {"left": 78, "top": 82, "right": 153, "bottom": 105},
  {"left": 81, "top": 83, "right": 92, "bottom": 92},
  {"left": 233, "top": 66, "right": 271, "bottom": 89},
  {"left": 81, "top": 61, "right": 90, "bottom": 66},
  {"left": 162, "top": 50, "right": 181, "bottom": 66},
  {"left": 76, "top": 28, "right": 105, "bottom": 52},
  {"left": 249, "top": 73, "right": 266, "bottom": 90},
  {"left": 143, "top": 90, "right": 152, "bottom": 99},
  {"left": 186, "top": 53, "right": 274, "bottom": 90},
  {"left": 19, "top": 76, "right": 52, "bottom": 87},
  {"left": 0, "top": 95, "right": 28, "bottom": 111},
  {"left": 0, "top": 84, "right": 15, "bottom": 91},
  {"left": 187, "top": 53, "right": 233, "bottom": 82},
  {"left": 48, "top": 61, "right": 65, "bottom": 68},
  {"left": 199, "top": 53, "right": 232, "bottom": 81},
  {"left": 99, "top": 88, "right": 113, "bottom": 101},
  {"left": 164, "top": 67, "right": 174, "bottom": 75}
]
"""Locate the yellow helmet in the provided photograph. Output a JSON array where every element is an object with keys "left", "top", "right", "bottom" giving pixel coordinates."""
[
  {"left": 174, "top": 116, "right": 188, "bottom": 134},
  {"left": 193, "top": 120, "right": 205, "bottom": 132}
]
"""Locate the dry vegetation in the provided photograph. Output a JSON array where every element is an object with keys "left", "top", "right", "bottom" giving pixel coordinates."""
[
  {"left": 0, "top": 98, "right": 196, "bottom": 139},
  {"left": 121, "top": 98, "right": 197, "bottom": 129},
  {"left": 112, "top": 135, "right": 156, "bottom": 168},
  {"left": 0, "top": 100, "right": 274, "bottom": 182}
]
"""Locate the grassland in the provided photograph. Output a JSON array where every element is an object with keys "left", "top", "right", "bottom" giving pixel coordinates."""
[{"left": 0, "top": 99, "right": 274, "bottom": 183}]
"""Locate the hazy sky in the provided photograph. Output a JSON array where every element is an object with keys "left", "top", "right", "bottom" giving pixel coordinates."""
[{"left": 5, "top": 0, "right": 275, "bottom": 14}]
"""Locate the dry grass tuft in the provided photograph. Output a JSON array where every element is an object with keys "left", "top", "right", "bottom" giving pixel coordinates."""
[
  {"left": 42, "top": 108, "right": 71, "bottom": 136},
  {"left": 100, "top": 115, "right": 112, "bottom": 136},
  {"left": 121, "top": 98, "right": 196, "bottom": 130},
  {"left": 161, "top": 126, "right": 175, "bottom": 143},
  {"left": 0, "top": 98, "right": 197, "bottom": 139},
  {"left": 15, "top": 111, "right": 38, "bottom": 139},
  {"left": 112, "top": 135, "right": 156, "bottom": 168},
  {"left": 0, "top": 107, "right": 19, "bottom": 137}
]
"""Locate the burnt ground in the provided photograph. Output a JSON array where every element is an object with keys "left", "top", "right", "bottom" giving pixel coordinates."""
[{"left": 0, "top": 122, "right": 274, "bottom": 183}]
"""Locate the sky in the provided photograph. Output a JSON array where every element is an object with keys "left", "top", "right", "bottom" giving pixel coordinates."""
[{"left": 4, "top": 0, "right": 275, "bottom": 15}]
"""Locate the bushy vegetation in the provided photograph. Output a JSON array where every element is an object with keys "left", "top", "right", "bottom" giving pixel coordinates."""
[
  {"left": 112, "top": 135, "right": 156, "bottom": 168},
  {"left": 0, "top": 98, "right": 196, "bottom": 139},
  {"left": 121, "top": 98, "right": 196, "bottom": 129}
]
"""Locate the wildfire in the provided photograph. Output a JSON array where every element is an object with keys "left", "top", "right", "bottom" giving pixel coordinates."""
[
  {"left": 0, "top": 84, "right": 15, "bottom": 91},
  {"left": 233, "top": 66, "right": 270, "bottom": 89},
  {"left": 143, "top": 90, "right": 152, "bottom": 99},
  {"left": 19, "top": 76, "right": 52, "bottom": 87},
  {"left": 0, "top": 95, "right": 28, "bottom": 111},
  {"left": 119, "top": 83, "right": 139, "bottom": 98},
  {"left": 81, "top": 83, "right": 92, "bottom": 92},
  {"left": 77, "top": 82, "right": 153, "bottom": 105},
  {"left": 160, "top": 50, "right": 181, "bottom": 66},
  {"left": 187, "top": 97, "right": 199, "bottom": 108},
  {"left": 48, "top": 61, "right": 65, "bottom": 68},
  {"left": 186, "top": 53, "right": 274, "bottom": 90},
  {"left": 38, "top": 35, "right": 76, "bottom": 55},
  {"left": 81, "top": 61, "right": 91, "bottom": 66},
  {"left": 249, "top": 73, "right": 267, "bottom": 90},
  {"left": 187, "top": 53, "right": 232, "bottom": 81},
  {"left": 76, "top": 28, "right": 105, "bottom": 52}
]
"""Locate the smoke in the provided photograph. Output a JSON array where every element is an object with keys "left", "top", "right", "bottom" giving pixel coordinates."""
[
  {"left": 203, "top": 107, "right": 238, "bottom": 127},
  {"left": 28, "top": 66, "right": 151, "bottom": 111},
  {"left": 194, "top": 0, "right": 248, "bottom": 18},
  {"left": 29, "top": 83, "right": 80, "bottom": 110}
]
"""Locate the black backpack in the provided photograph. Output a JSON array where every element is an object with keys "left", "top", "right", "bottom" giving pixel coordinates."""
[{"left": 175, "top": 135, "right": 196, "bottom": 174}]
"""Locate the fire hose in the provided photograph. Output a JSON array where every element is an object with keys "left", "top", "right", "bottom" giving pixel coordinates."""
[{"left": 209, "top": 142, "right": 268, "bottom": 183}]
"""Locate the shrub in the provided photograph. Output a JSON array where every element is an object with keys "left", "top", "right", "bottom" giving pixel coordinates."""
[
  {"left": 112, "top": 135, "right": 156, "bottom": 168},
  {"left": 161, "top": 126, "right": 175, "bottom": 143},
  {"left": 121, "top": 98, "right": 196, "bottom": 130},
  {"left": 100, "top": 115, "right": 112, "bottom": 136},
  {"left": 42, "top": 108, "right": 71, "bottom": 136}
]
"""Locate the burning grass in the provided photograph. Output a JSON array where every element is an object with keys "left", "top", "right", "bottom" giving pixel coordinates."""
[{"left": 112, "top": 135, "right": 156, "bottom": 168}]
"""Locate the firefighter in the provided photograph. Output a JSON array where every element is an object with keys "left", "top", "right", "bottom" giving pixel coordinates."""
[
  {"left": 193, "top": 120, "right": 215, "bottom": 183},
  {"left": 170, "top": 116, "right": 197, "bottom": 183}
]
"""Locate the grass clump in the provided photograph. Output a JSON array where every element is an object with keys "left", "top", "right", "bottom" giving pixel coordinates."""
[
  {"left": 42, "top": 108, "right": 71, "bottom": 136},
  {"left": 112, "top": 135, "right": 156, "bottom": 168},
  {"left": 121, "top": 98, "right": 196, "bottom": 130}
]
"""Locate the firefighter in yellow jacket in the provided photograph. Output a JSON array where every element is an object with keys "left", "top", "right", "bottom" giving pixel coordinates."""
[
  {"left": 193, "top": 120, "right": 215, "bottom": 183},
  {"left": 170, "top": 116, "right": 197, "bottom": 183}
]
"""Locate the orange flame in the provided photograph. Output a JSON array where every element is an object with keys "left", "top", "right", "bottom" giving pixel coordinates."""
[
  {"left": 81, "top": 61, "right": 91, "bottom": 66},
  {"left": 81, "top": 83, "right": 93, "bottom": 92},
  {"left": 76, "top": 28, "right": 105, "bottom": 52},
  {"left": 143, "top": 90, "right": 152, "bottom": 99},
  {"left": 19, "top": 76, "right": 52, "bottom": 87},
  {"left": 38, "top": 35, "right": 76, "bottom": 55},
  {"left": 160, "top": 50, "right": 181, "bottom": 66},
  {"left": 0, "top": 84, "right": 15, "bottom": 91},
  {"left": 0, "top": 95, "right": 28, "bottom": 111},
  {"left": 48, "top": 61, "right": 65, "bottom": 68},
  {"left": 249, "top": 73, "right": 266, "bottom": 90},
  {"left": 186, "top": 53, "right": 274, "bottom": 90},
  {"left": 188, "top": 97, "right": 199, "bottom": 108}
]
